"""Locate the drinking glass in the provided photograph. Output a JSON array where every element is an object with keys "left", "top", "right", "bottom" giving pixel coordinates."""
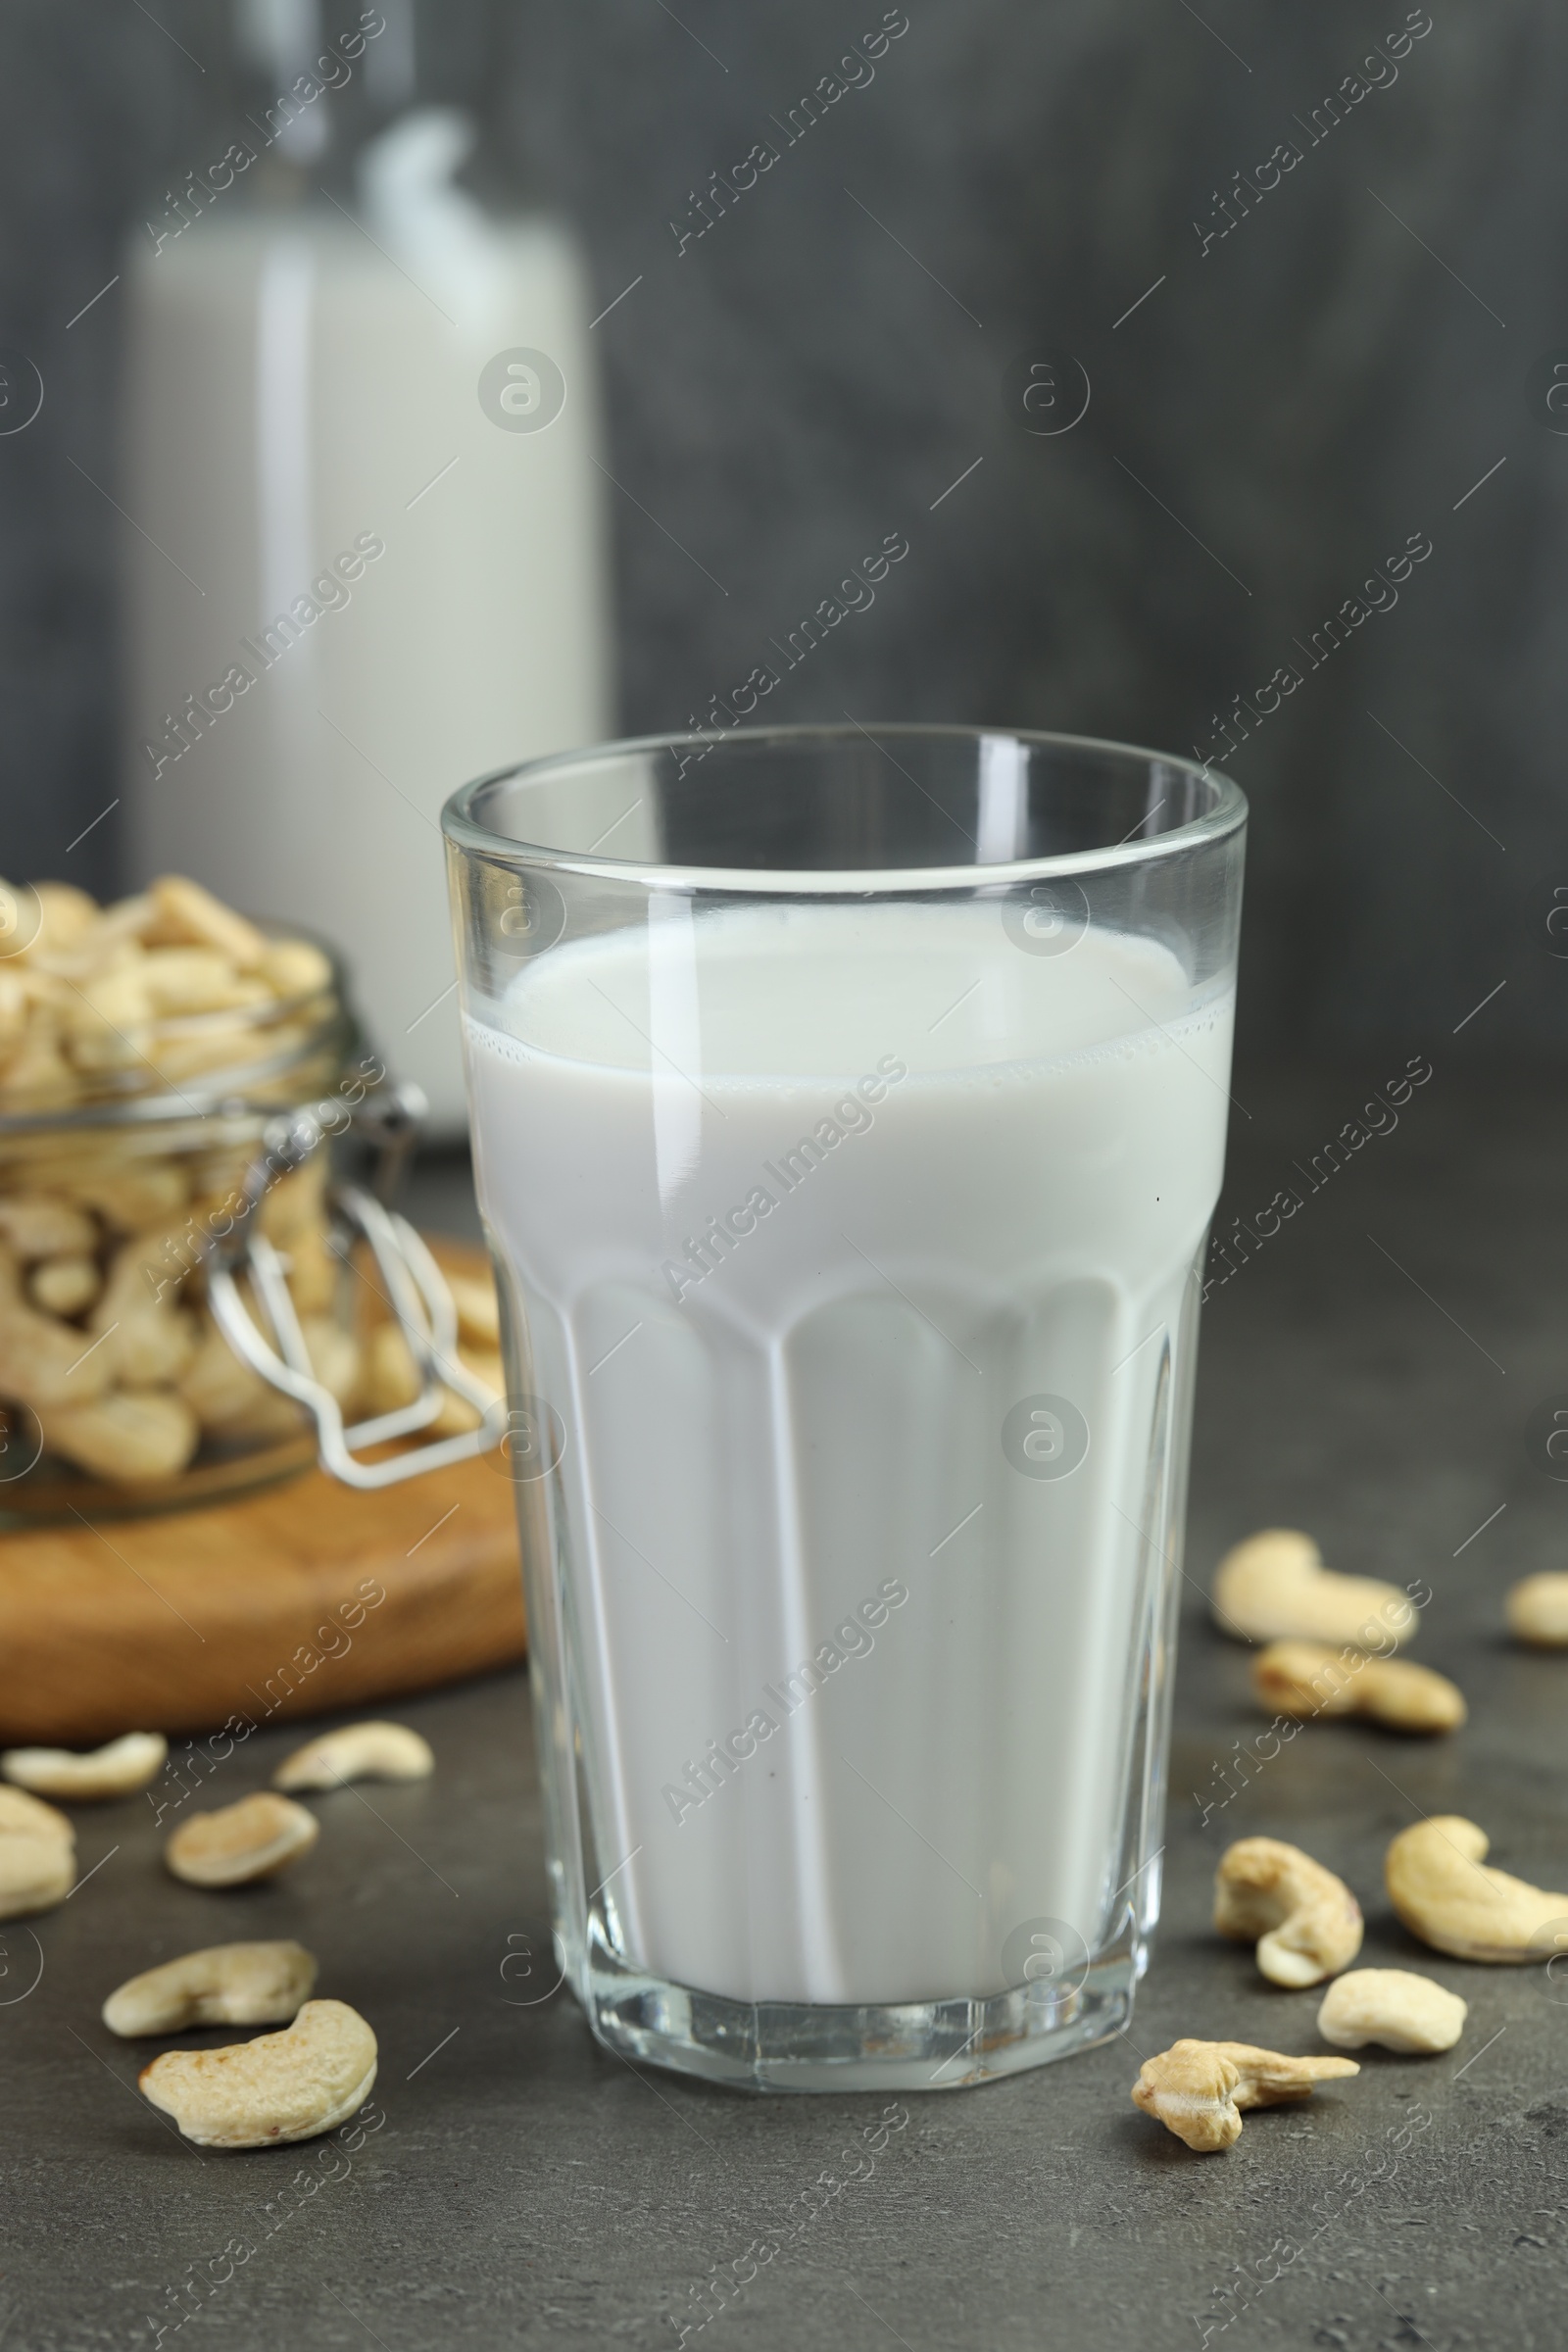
[{"left": 444, "top": 725, "right": 1245, "bottom": 2091}]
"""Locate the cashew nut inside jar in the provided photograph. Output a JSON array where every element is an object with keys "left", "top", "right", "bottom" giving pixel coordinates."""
[{"left": 0, "top": 875, "right": 374, "bottom": 1520}]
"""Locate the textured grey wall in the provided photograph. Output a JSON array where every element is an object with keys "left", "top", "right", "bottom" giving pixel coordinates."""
[{"left": 1, "top": 0, "right": 1561, "bottom": 1061}]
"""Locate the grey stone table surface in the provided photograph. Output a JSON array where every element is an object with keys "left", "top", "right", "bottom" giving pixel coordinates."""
[{"left": 8, "top": 1065, "right": 1568, "bottom": 2352}]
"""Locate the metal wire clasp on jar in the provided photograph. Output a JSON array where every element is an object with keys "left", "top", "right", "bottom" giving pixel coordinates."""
[{"left": 205, "top": 1089, "right": 503, "bottom": 1489}]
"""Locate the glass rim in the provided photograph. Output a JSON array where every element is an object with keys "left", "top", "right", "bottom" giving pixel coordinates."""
[{"left": 441, "top": 722, "right": 1247, "bottom": 895}]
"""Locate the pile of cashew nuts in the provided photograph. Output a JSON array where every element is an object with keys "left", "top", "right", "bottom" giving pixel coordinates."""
[
  {"left": 1134, "top": 1527, "right": 1568, "bottom": 2150},
  {"left": 0, "top": 1719, "right": 432, "bottom": 2146},
  {"left": 0, "top": 873, "right": 504, "bottom": 1491}
]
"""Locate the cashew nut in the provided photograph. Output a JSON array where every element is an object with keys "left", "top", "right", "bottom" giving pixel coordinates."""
[
  {"left": 138, "top": 948, "right": 270, "bottom": 1017},
  {"left": 104, "top": 1304, "right": 201, "bottom": 1391},
  {"left": 362, "top": 1320, "right": 499, "bottom": 1436},
  {"left": 1214, "top": 1836, "right": 1364, "bottom": 1986},
  {"left": 64, "top": 1156, "right": 189, "bottom": 1231},
  {"left": 60, "top": 959, "right": 154, "bottom": 1070},
  {"left": 0, "top": 965, "right": 26, "bottom": 1058},
  {"left": 45, "top": 1390, "right": 201, "bottom": 1483},
  {"left": 1251, "top": 1641, "right": 1465, "bottom": 1734},
  {"left": 258, "top": 1152, "right": 327, "bottom": 1244},
  {"left": 1506, "top": 1574, "right": 1568, "bottom": 1647},
  {"left": 1385, "top": 1816, "right": 1568, "bottom": 1962},
  {"left": 260, "top": 939, "right": 333, "bottom": 1001},
  {"left": 1315, "top": 1968, "right": 1467, "bottom": 2054},
  {"left": 432, "top": 1349, "right": 503, "bottom": 1436},
  {"left": 0, "top": 1196, "right": 97, "bottom": 1259},
  {"left": 0, "top": 1006, "right": 77, "bottom": 1102},
  {"left": 28, "top": 882, "right": 99, "bottom": 953},
  {"left": 274, "top": 1722, "right": 434, "bottom": 1791},
  {"left": 0, "top": 1784, "right": 74, "bottom": 1918},
  {"left": 165, "top": 1793, "right": 319, "bottom": 1887},
  {"left": 88, "top": 1236, "right": 198, "bottom": 1388},
  {"left": 1212, "top": 1529, "right": 1418, "bottom": 1649},
  {"left": 1132, "top": 2039, "right": 1359, "bottom": 2153},
  {"left": 143, "top": 874, "right": 269, "bottom": 969},
  {"left": 179, "top": 1313, "right": 303, "bottom": 1442},
  {"left": 363, "top": 1320, "right": 421, "bottom": 1415},
  {"left": 74, "top": 892, "right": 155, "bottom": 962},
  {"left": 104, "top": 1940, "right": 318, "bottom": 2036},
  {"left": 0, "top": 1294, "right": 118, "bottom": 1412},
  {"left": 138, "top": 1997, "right": 376, "bottom": 2148},
  {"left": 283, "top": 1228, "right": 338, "bottom": 1315},
  {"left": 28, "top": 1253, "right": 101, "bottom": 1317},
  {"left": 298, "top": 1315, "right": 362, "bottom": 1410},
  {"left": 447, "top": 1270, "right": 500, "bottom": 1349},
  {"left": 2, "top": 1730, "right": 167, "bottom": 1801}
]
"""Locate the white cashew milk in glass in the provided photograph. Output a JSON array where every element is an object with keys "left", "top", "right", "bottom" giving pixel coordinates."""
[{"left": 464, "top": 898, "right": 1234, "bottom": 2006}]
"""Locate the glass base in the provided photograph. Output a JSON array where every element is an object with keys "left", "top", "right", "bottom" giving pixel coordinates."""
[{"left": 577, "top": 1932, "right": 1145, "bottom": 2094}]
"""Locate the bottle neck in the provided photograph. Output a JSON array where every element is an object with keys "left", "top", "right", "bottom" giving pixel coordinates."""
[{"left": 224, "top": 1, "right": 416, "bottom": 198}]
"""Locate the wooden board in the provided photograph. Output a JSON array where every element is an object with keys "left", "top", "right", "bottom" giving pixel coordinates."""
[{"left": 0, "top": 1244, "right": 527, "bottom": 1746}]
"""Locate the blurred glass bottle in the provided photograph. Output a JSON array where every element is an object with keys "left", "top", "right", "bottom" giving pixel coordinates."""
[{"left": 121, "top": 0, "right": 610, "bottom": 1127}]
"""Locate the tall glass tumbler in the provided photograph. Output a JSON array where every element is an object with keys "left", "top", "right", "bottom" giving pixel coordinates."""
[{"left": 444, "top": 726, "right": 1246, "bottom": 2092}]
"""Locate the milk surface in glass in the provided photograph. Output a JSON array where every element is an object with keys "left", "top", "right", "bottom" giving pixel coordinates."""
[{"left": 465, "top": 897, "right": 1234, "bottom": 2007}]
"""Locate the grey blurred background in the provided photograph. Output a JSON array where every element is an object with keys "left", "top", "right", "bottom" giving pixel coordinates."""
[{"left": 0, "top": 0, "right": 1559, "bottom": 1065}]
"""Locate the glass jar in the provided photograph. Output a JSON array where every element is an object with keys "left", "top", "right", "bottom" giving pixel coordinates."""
[{"left": 0, "top": 905, "right": 386, "bottom": 1523}]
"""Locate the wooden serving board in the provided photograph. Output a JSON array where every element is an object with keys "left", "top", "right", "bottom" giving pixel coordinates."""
[{"left": 0, "top": 1245, "right": 527, "bottom": 1747}]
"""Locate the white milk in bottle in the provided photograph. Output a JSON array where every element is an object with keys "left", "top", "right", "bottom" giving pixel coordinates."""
[{"left": 122, "top": 92, "right": 608, "bottom": 1126}]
